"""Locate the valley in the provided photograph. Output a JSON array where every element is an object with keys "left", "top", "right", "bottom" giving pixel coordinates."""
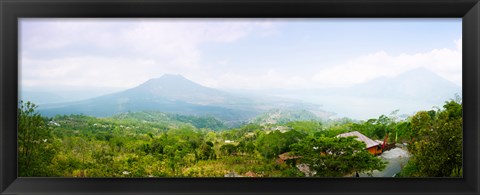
[
  {"left": 33, "top": 74, "right": 333, "bottom": 127},
  {"left": 17, "top": 71, "right": 463, "bottom": 178},
  {"left": 18, "top": 98, "right": 463, "bottom": 177},
  {"left": 18, "top": 18, "right": 463, "bottom": 178},
  {"left": 25, "top": 68, "right": 461, "bottom": 122}
]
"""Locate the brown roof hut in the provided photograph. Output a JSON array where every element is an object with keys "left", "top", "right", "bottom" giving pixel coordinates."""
[{"left": 336, "top": 131, "right": 382, "bottom": 155}]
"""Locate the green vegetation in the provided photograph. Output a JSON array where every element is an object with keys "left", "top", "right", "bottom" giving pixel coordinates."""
[
  {"left": 251, "top": 109, "right": 321, "bottom": 125},
  {"left": 18, "top": 101, "right": 58, "bottom": 176},
  {"left": 397, "top": 96, "right": 463, "bottom": 177},
  {"left": 291, "top": 136, "right": 386, "bottom": 177},
  {"left": 18, "top": 98, "right": 462, "bottom": 177}
]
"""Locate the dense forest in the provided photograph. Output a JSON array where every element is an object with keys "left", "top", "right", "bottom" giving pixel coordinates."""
[{"left": 18, "top": 97, "right": 462, "bottom": 177}]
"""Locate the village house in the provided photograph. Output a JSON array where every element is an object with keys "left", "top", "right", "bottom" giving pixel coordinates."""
[
  {"left": 336, "top": 131, "right": 383, "bottom": 155},
  {"left": 276, "top": 131, "right": 386, "bottom": 177},
  {"left": 277, "top": 131, "right": 383, "bottom": 165}
]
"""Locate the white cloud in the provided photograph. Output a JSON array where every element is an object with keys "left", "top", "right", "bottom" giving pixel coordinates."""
[
  {"left": 20, "top": 19, "right": 461, "bottom": 91},
  {"left": 201, "top": 37, "right": 462, "bottom": 90},
  {"left": 20, "top": 19, "right": 278, "bottom": 88},
  {"left": 198, "top": 69, "right": 309, "bottom": 90},
  {"left": 21, "top": 20, "right": 119, "bottom": 50},
  {"left": 312, "top": 37, "right": 462, "bottom": 87},
  {"left": 21, "top": 57, "right": 159, "bottom": 88}
]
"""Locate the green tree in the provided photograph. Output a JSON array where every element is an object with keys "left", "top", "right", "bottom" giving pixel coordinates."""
[
  {"left": 198, "top": 141, "right": 216, "bottom": 160},
  {"left": 18, "top": 101, "right": 57, "bottom": 176},
  {"left": 291, "top": 136, "right": 386, "bottom": 177},
  {"left": 409, "top": 111, "right": 434, "bottom": 143},
  {"left": 408, "top": 99, "right": 463, "bottom": 177},
  {"left": 255, "top": 131, "right": 287, "bottom": 159},
  {"left": 220, "top": 144, "right": 237, "bottom": 156}
]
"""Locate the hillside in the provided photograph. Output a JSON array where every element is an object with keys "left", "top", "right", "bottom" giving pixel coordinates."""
[
  {"left": 38, "top": 74, "right": 332, "bottom": 126},
  {"left": 112, "top": 111, "right": 227, "bottom": 131},
  {"left": 250, "top": 109, "right": 322, "bottom": 125},
  {"left": 347, "top": 68, "right": 461, "bottom": 102}
]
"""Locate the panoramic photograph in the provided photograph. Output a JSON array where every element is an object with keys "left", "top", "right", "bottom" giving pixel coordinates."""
[{"left": 18, "top": 18, "right": 462, "bottom": 177}]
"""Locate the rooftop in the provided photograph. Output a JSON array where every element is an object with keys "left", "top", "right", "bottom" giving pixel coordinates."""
[{"left": 336, "top": 131, "right": 380, "bottom": 148}]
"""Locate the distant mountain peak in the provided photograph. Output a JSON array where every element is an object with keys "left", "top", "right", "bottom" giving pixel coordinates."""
[
  {"left": 400, "top": 68, "right": 438, "bottom": 78},
  {"left": 159, "top": 74, "right": 186, "bottom": 79},
  {"left": 139, "top": 74, "right": 196, "bottom": 88},
  {"left": 394, "top": 68, "right": 460, "bottom": 88},
  {"left": 348, "top": 67, "right": 460, "bottom": 102},
  {"left": 149, "top": 74, "right": 189, "bottom": 82},
  {"left": 128, "top": 74, "right": 228, "bottom": 103}
]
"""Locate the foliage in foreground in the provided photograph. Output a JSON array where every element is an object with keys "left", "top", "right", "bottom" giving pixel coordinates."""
[
  {"left": 397, "top": 98, "right": 462, "bottom": 177},
  {"left": 291, "top": 136, "right": 386, "bottom": 177},
  {"left": 18, "top": 97, "right": 462, "bottom": 177}
]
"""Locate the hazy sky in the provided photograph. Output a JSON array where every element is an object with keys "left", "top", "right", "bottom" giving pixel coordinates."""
[{"left": 20, "top": 18, "right": 462, "bottom": 91}]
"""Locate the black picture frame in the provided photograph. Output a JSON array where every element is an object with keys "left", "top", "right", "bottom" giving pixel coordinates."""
[{"left": 1, "top": 0, "right": 479, "bottom": 194}]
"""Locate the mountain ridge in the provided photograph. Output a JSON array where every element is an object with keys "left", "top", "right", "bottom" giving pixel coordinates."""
[
  {"left": 35, "top": 68, "right": 458, "bottom": 122},
  {"left": 348, "top": 68, "right": 461, "bottom": 101},
  {"left": 37, "top": 74, "right": 333, "bottom": 126}
]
